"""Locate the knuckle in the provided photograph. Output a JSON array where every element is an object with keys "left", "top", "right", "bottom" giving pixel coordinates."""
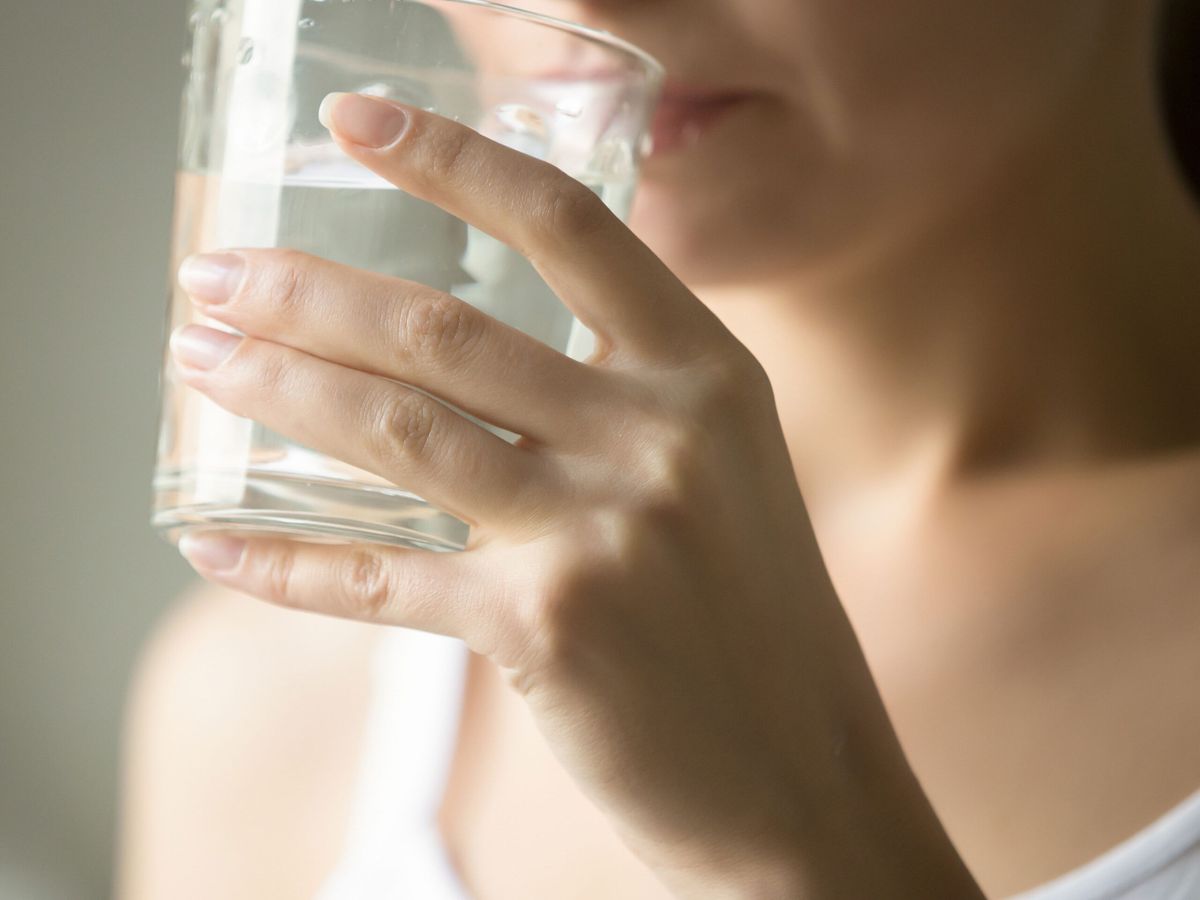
[
  {"left": 261, "top": 545, "right": 297, "bottom": 605},
  {"left": 376, "top": 389, "right": 439, "bottom": 462},
  {"left": 543, "top": 182, "right": 609, "bottom": 243},
  {"left": 519, "top": 515, "right": 641, "bottom": 660},
  {"left": 420, "top": 125, "right": 472, "bottom": 183},
  {"left": 401, "top": 292, "right": 482, "bottom": 361},
  {"left": 592, "top": 506, "right": 652, "bottom": 571},
  {"left": 250, "top": 342, "right": 292, "bottom": 399},
  {"left": 258, "top": 249, "right": 315, "bottom": 318},
  {"left": 641, "top": 424, "right": 705, "bottom": 513},
  {"left": 521, "top": 554, "right": 607, "bottom": 670},
  {"left": 727, "top": 348, "right": 774, "bottom": 396},
  {"left": 717, "top": 348, "right": 774, "bottom": 402},
  {"left": 682, "top": 349, "right": 774, "bottom": 426},
  {"left": 338, "top": 548, "right": 392, "bottom": 618},
  {"left": 210, "top": 339, "right": 287, "bottom": 419}
]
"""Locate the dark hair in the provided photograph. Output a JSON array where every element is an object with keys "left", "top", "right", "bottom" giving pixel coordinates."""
[{"left": 1159, "top": 0, "right": 1200, "bottom": 198}]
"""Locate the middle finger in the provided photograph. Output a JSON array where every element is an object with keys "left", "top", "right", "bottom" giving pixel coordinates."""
[{"left": 178, "top": 248, "right": 619, "bottom": 447}]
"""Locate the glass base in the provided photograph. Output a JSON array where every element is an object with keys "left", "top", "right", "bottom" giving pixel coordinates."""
[{"left": 153, "top": 467, "right": 469, "bottom": 552}]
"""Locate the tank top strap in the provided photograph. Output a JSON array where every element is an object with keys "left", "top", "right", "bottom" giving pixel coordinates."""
[
  {"left": 1012, "top": 788, "right": 1200, "bottom": 899},
  {"left": 316, "top": 626, "right": 474, "bottom": 899}
]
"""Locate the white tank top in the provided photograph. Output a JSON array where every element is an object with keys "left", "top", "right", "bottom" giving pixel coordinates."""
[
  {"left": 317, "top": 628, "right": 1200, "bottom": 900},
  {"left": 315, "top": 628, "right": 473, "bottom": 900}
]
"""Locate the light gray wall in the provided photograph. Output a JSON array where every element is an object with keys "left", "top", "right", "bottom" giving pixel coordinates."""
[{"left": 1, "top": 2, "right": 198, "bottom": 896}]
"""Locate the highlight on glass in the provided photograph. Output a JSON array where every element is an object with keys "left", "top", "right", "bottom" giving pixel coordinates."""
[{"left": 154, "top": 0, "right": 663, "bottom": 551}]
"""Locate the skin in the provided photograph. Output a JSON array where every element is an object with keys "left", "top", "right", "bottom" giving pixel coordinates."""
[
  {"left": 123, "top": 0, "right": 1200, "bottom": 896},
  {"left": 164, "top": 98, "right": 980, "bottom": 896}
]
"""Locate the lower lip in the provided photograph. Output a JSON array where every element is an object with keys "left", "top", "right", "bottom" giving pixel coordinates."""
[{"left": 648, "top": 94, "right": 752, "bottom": 158}]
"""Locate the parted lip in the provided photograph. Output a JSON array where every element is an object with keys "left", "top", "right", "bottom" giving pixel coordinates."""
[
  {"left": 648, "top": 82, "right": 757, "bottom": 156},
  {"left": 523, "top": 69, "right": 756, "bottom": 157}
]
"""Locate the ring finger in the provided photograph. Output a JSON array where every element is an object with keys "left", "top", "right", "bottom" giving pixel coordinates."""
[{"left": 170, "top": 324, "right": 556, "bottom": 529}]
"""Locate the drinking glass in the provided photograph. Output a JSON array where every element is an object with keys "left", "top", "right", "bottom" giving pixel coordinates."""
[{"left": 153, "top": 0, "right": 662, "bottom": 551}]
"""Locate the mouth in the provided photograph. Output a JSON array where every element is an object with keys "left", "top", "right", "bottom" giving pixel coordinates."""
[{"left": 648, "top": 83, "right": 757, "bottom": 158}]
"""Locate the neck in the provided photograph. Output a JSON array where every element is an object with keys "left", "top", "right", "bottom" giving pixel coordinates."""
[{"left": 702, "top": 13, "right": 1200, "bottom": 520}]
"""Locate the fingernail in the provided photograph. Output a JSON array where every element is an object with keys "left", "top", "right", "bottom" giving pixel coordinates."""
[
  {"left": 178, "top": 253, "right": 245, "bottom": 304},
  {"left": 319, "top": 92, "right": 409, "bottom": 148},
  {"left": 170, "top": 324, "right": 242, "bottom": 371},
  {"left": 179, "top": 533, "right": 245, "bottom": 573}
]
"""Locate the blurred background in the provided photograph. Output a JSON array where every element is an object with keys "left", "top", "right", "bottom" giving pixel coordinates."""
[{"left": 1, "top": 2, "right": 196, "bottom": 896}]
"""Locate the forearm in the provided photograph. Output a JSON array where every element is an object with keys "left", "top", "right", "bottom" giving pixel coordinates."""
[
  {"left": 658, "top": 766, "right": 983, "bottom": 900},
  {"left": 645, "top": 682, "right": 984, "bottom": 900},
  {"left": 792, "top": 767, "right": 984, "bottom": 900}
]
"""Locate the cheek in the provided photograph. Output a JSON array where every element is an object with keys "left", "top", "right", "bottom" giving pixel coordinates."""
[
  {"left": 636, "top": 1, "right": 1107, "bottom": 286},
  {"left": 798, "top": 1, "right": 1106, "bottom": 171},
  {"left": 628, "top": 104, "right": 856, "bottom": 287}
]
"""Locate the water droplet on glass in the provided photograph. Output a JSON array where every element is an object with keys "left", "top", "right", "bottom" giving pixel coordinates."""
[
  {"left": 555, "top": 98, "right": 583, "bottom": 119},
  {"left": 237, "top": 37, "right": 255, "bottom": 64},
  {"left": 495, "top": 104, "right": 550, "bottom": 140},
  {"left": 491, "top": 104, "right": 552, "bottom": 158},
  {"left": 209, "top": 7, "right": 229, "bottom": 25},
  {"left": 298, "top": 17, "right": 315, "bottom": 28},
  {"left": 181, "top": 50, "right": 193, "bottom": 67}
]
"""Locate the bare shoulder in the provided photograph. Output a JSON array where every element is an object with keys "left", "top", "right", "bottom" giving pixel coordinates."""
[
  {"left": 118, "top": 581, "right": 381, "bottom": 900},
  {"left": 884, "top": 451, "right": 1200, "bottom": 895}
]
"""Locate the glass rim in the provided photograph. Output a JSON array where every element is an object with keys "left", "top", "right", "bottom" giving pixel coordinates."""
[{"left": 417, "top": 0, "right": 664, "bottom": 81}]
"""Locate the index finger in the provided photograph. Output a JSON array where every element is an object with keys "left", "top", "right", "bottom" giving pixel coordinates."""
[{"left": 318, "top": 92, "right": 731, "bottom": 365}]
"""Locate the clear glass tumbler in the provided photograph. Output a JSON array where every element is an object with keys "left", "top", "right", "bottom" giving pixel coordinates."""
[{"left": 153, "top": 0, "right": 662, "bottom": 552}]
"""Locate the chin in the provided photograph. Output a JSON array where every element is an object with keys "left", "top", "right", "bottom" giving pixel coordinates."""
[
  {"left": 627, "top": 183, "right": 708, "bottom": 284},
  {"left": 629, "top": 171, "right": 816, "bottom": 290},
  {"left": 627, "top": 99, "right": 846, "bottom": 290},
  {"left": 629, "top": 205, "right": 726, "bottom": 288}
]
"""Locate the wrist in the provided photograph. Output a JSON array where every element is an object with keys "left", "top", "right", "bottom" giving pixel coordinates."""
[
  {"left": 649, "top": 730, "right": 983, "bottom": 899},
  {"left": 662, "top": 799, "right": 981, "bottom": 900},
  {"left": 786, "top": 716, "right": 982, "bottom": 900}
]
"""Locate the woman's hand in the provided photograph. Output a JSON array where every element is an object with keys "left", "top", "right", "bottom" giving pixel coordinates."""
[{"left": 171, "top": 93, "right": 981, "bottom": 898}]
